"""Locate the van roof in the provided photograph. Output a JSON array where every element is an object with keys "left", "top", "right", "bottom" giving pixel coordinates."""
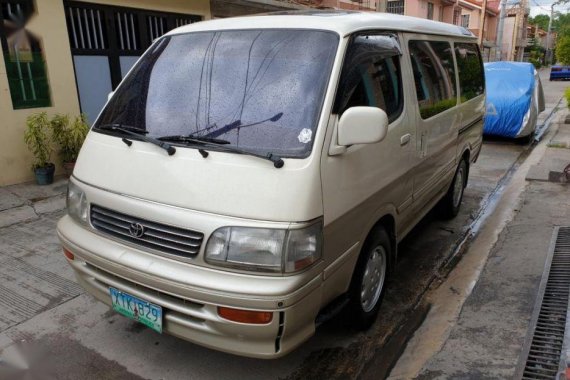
[{"left": 167, "top": 10, "right": 476, "bottom": 39}]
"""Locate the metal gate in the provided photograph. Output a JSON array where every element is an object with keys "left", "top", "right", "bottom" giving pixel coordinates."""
[{"left": 64, "top": 1, "right": 201, "bottom": 124}]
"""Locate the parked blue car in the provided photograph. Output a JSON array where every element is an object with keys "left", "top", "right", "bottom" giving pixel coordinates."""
[{"left": 550, "top": 65, "right": 570, "bottom": 81}]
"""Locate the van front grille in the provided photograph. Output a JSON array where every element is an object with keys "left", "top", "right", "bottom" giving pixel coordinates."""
[{"left": 90, "top": 205, "right": 204, "bottom": 257}]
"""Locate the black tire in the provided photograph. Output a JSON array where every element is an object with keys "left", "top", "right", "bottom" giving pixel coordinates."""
[
  {"left": 440, "top": 159, "right": 468, "bottom": 219},
  {"left": 347, "top": 227, "right": 391, "bottom": 330},
  {"left": 517, "top": 133, "right": 534, "bottom": 145}
]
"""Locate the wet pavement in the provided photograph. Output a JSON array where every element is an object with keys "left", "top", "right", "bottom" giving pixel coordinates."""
[
  {"left": 384, "top": 69, "right": 570, "bottom": 379},
  {"left": 0, "top": 69, "right": 565, "bottom": 379}
]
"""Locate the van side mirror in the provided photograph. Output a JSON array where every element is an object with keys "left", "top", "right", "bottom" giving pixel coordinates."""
[
  {"left": 107, "top": 91, "right": 115, "bottom": 102},
  {"left": 338, "top": 106, "right": 388, "bottom": 146}
]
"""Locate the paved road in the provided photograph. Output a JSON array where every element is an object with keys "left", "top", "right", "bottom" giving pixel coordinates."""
[
  {"left": 0, "top": 70, "right": 558, "bottom": 380},
  {"left": 385, "top": 67, "right": 569, "bottom": 379}
]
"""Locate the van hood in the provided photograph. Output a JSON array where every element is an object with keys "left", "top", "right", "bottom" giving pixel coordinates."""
[{"left": 73, "top": 133, "right": 323, "bottom": 222}]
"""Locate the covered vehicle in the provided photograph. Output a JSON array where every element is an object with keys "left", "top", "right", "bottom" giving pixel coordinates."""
[{"left": 484, "top": 61, "right": 545, "bottom": 139}]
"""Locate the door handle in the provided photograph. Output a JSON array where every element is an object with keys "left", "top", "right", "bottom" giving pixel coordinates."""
[{"left": 400, "top": 134, "right": 411, "bottom": 146}]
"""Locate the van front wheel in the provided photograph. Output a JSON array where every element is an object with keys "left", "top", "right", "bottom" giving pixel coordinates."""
[
  {"left": 347, "top": 227, "right": 390, "bottom": 330},
  {"left": 440, "top": 159, "right": 468, "bottom": 219}
]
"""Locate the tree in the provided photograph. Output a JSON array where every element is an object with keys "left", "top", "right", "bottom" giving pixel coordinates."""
[
  {"left": 529, "top": 14, "right": 550, "bottom": 31},
  {"left": 554, "top": 13, "right": 570, "bottom": 37},
  {"left": 556, "top": 35, "right": 570, "bottom": 65}
]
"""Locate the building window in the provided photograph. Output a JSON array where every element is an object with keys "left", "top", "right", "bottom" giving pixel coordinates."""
[
  {"left": 66, "top": 5, "right": 109, "bottom": 51},
  {"left": 387, "top": 0, "right": 404, "bottom": 15},
  {"left": 409, "top": 40, "right": 457, "bottom": 119},
  {"left": 461, "top": 14, "right": 470, "bottom": 28},
  {"left": 453, "top": 8, "right": 461, "bottom": 25},
  {"left": 427, "top": 2, "right": 434, "bottom": 20},
  {"left": 0, "top": 0, "right": 52, "bottom": 109}
]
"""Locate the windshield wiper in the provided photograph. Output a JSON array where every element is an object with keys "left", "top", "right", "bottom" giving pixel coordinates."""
[
  {"left": 158, "top": 135, "right": 284, "bottom": 168},
  {"left": 158, "top": 135, "right": 231, "bottom": 145},
  {"left": 95, "top": 124, "right": 176, "bottom": 156}
]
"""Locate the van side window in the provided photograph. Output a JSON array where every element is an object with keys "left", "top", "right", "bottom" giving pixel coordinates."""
[
  {"left": 335, "top": 34, "right": 404, "bottom": 123},
  {"left": 409, "top": 40, "right": 457, "bottom": 119},
  {"left": 454, "top": 43, "right": 484, "bottom": 101}
]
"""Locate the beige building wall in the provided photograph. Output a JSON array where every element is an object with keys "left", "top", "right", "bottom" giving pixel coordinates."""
[
  {"left": 0, "top": 0, "right": 210, "bottom": 186},
  {"left": 0, "top": 0, "right": 79, "bottom": 186}
]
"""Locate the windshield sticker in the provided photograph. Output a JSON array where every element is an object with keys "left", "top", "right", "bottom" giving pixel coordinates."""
[{"left": 298, "top": 128, "right": 312, "bottom": 144}]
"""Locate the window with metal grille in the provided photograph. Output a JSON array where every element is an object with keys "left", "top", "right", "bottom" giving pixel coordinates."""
[
  {"left": 427, "top": 2, "right": 434, "bottom": 20},
  {"left": 115, "top": 11, "right": 139, "bottom": 51},
  {"left": 0, "top": 0, "right": 51, "bottom": 109},
  {"left": 453, "top": 8, "right": 461, "bottom": 25},
  {"left": 387, "top": 0, "right": 404, "bottom": 14},
  {"left": 66, "top": 4, "right": 108, "bottom": 51},
  {"left": 175, "top": 17, "right": 194, "bottom": 28},
  {"left": 147, "top": 15, "right": 166, "bottom": 41},
  {"left": 461, "top": 14, "right": 470, "bottom": 28}
]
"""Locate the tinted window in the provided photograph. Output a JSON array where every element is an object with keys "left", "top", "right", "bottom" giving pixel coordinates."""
[
  {"left": 455, "top": 43, "right": 484, "bottom": 101},
  {"left": 95, "top": 30, "right": 338, "bottom": 158},
  {"left": 336, "top": 34, "right": 403, "bottom": 122},
  {"left": 409, "top": 40, "right": 457, "bottom": 119}
]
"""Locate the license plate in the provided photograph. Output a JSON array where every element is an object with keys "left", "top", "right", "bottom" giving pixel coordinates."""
[{"left": 109, "top": 287, "right": 162, "bottom": 333}]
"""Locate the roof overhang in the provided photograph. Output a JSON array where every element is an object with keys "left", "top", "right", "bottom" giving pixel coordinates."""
[{"left": 210, "top": 0, "right": 308, "bottom": 18}]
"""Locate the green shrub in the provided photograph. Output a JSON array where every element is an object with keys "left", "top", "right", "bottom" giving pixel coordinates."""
[
  {"left": 51, "top": 113, "right": 89, "bottom": 163},
  {"left": 24, "top": 112, "right": 53, "bottom": 170},
  {"left": 565, "top": 87, "right": 570, "bottom": 109}
]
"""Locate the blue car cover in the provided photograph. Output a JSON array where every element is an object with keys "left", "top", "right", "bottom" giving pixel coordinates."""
[{"left": 484, "top": 62, "right": 535, "bottom": 138}]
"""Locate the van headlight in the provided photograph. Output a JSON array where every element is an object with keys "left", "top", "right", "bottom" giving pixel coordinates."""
[
  {"left": 205, "top": 221, "right": 322, "bottom": 273},
  {"left": 67, "top": 181, "right": 88, "bottom": 225}
]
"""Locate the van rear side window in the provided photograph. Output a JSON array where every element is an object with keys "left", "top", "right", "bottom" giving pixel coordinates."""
[
  {"left": 409, "top": 40, "right": 457, "bottom": 119},
  {"left": 454, "top": 42, "right": 484, "bottom": 101}
]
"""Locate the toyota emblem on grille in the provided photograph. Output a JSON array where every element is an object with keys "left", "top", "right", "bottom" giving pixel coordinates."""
[{"left": 129, "top": 223, "right": 146, "bottom": 238}]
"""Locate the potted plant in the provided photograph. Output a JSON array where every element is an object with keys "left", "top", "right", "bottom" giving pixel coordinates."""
[
  {"left": 24, "top": 112, "right": 55, "bottom": 185},
  {"left": 51, "top": 113, "right": 89, "bottom": 176}
]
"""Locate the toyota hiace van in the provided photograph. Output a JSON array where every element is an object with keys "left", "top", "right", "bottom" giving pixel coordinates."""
[{"left": 57, "top": 11, "right": 485, "bottom": 358}]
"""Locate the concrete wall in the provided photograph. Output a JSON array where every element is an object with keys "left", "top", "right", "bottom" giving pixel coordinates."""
[
  {"left": 442, "top": 5, "right": 458, "bottom": 24},
  {"left": 0, "top": 0, "right": 210, "bottom": 186}
]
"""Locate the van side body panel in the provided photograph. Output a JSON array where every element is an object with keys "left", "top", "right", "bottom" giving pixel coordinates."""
[
  {"left": 320, "top": 32, "right": 416, "bottom": 307},
  {"left": 320, "top": 32, "right": 484, "bottom": 309}
]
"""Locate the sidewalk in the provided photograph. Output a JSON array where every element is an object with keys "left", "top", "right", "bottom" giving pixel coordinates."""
[
  {"left": 395, "top": 107, "right": 570, "bottom": 379},
  {"left": 0, "top": 177, "right": 68, "bottom": 228}
]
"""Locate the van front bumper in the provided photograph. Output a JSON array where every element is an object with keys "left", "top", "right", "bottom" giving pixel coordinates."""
[{"left": 57, "top": 215, "right": 322, "bottom": 359}]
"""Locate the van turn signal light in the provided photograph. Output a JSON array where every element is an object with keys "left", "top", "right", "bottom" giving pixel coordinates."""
[
  {"left": 63, "top": 248, "right": 75, "bottom": 260},
  {"left": 217, "top": 307, "right": 272, "bottom": 324}
]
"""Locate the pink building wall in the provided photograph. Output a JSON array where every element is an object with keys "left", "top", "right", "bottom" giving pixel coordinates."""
[
  {"left": 405, "top": 0, "right": 448, "bottom": 21},
  {"left": 395, "top": 0, "right": 497, "bottom": 43}
]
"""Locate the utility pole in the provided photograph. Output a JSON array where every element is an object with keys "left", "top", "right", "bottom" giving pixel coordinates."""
[
  {"left": 479, "top": 0, "right": 488, "bottom": 48},
  {"left": 495, "top": 0, "right": 507, "bottom": 61},
  {"left": 546, "top": 1, "right": 560, "bottom": 65},
  {"left": 517, "top": 0, "right": 528, "bottom": 61}
]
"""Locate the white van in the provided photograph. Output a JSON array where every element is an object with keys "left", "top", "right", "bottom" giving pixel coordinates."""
[{"left": 57, "top": 11, "right": 484, "bottom": 358}]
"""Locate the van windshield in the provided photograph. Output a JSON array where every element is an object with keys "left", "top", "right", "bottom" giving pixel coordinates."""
[{"left": 94, "top": 29, "right": 339, "bottom": 158}]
